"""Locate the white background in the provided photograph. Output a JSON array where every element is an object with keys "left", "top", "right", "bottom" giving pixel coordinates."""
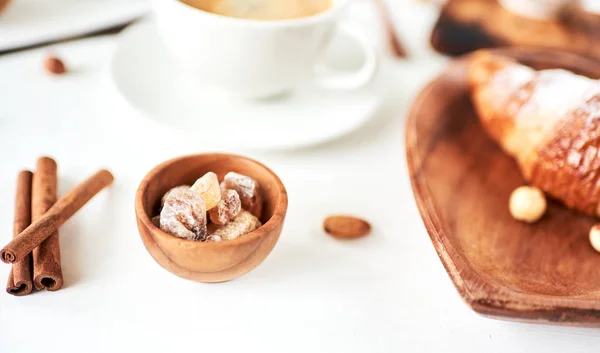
[{"left": 1, "top": 1, "right": 600, "bottom": 352}]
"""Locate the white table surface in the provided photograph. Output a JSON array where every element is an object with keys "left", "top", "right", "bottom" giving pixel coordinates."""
[{"left": 1, "top": 1, "right": 600, "bottom": 352}]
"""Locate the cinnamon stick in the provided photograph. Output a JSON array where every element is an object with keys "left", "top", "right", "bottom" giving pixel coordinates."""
[
  {"left": 6, "top": 171, "right": 34, "bottom": 296},
  {"left": 1, "top": 169, "right": 114, "bottom": 264},
  {"left": 373, "top": 0, "right": 408, "bottom": 58},
  {"left": 32, "top": 157, "right": 63, "bottom": 291}
]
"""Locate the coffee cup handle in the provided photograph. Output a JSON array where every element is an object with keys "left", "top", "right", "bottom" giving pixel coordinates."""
[{"left": 313, "top": 25, "right": 379, "bottom": 90}]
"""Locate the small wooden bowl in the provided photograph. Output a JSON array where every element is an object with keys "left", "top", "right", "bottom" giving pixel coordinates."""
[
  {"left": 407, "top": 48, "right": 600, "bottom": 326},
  {"left": 135, "top": 153, "right": 288, "bottom": 283}
]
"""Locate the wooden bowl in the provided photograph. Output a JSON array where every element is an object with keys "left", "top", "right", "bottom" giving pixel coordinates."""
[
  {"left": 406, "top": 48, "right": 600, "bottom": 326},
  {"left": 135, "top": 153, "right": 288, "bottom": 283}
]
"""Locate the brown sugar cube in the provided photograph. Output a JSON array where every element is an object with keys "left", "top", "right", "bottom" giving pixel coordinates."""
[
  {"left": 161, "top": 185, "right": 190, "bottom": 207},
  {"left": 220, "top": 172, "right": 263, "bottom": 219},
  {"left": 191, "top": 172, "right": 221, "bottom": 210},
  {"left": 207, "top": 210, "right": 261, "bottom": 241},
  {"left": 209, "top": 189, "right": 241, "bottom": 225},
  {"left": 160, "top": 188, "right": 207, "bottom": 241}
]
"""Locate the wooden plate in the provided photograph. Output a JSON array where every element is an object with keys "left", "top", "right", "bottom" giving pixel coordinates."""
[{"left": 406, "top": 48, "right": 600, "bottom": 326}]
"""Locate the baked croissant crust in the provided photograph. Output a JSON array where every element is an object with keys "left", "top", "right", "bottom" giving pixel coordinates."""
[{"left": 468, "top": 52, "right": 600, "bottom": 217}]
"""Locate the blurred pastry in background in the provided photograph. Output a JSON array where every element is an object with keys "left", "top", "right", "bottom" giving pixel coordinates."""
[
  {"left": 431, "top": 0, "right": 600, "bottom": 60},
  {"left": 581, "top": 0, "right": 600, "bottom": 14},
  {"left": 498, "top": 0, "right": 578, "bottom": 20},
  {"left": 563, "top": 0, "right": 600, "bottom": 35}
]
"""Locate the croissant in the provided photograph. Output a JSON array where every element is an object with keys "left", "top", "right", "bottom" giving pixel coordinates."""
[{"left": 468, "top": 52, "right": 600, "bottom": 217}]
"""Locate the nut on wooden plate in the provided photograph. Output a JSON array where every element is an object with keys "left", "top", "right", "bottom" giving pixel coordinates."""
[
  {"left": 323, "top": 215, "right": 371, "bottom": 239},
  {"left": 590, "top": 225, "right": 600, "bottom": 253},
  {"left": 508, "top": 186, "right": 547, "bottom": 223}
]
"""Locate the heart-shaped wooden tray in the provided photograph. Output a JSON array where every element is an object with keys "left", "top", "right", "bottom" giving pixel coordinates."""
[{"left": 406, "top": 48, "right": 600, "bottom": 326}]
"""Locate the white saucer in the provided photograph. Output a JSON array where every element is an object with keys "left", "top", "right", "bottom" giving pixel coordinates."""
[{"left": 109, "top": 18, "right": 385, "bottom": 150}]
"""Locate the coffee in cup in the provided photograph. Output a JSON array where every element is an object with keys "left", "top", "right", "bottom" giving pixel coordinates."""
[{"left": 179, "top": 0, "right": 334, "bottom": 20}]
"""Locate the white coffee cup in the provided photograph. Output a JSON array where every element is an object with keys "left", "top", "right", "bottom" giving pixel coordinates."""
[
  {"left": 153, "top": 0, "right": 378, "bottom": 99},
  {"left": 498, "top": 0, "right": 577, "bottom": 20}
]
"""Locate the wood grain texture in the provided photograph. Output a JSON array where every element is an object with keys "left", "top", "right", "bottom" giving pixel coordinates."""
[
  {"left": 406, "top": 48, "right": 600, "bottom": 325},
  {"left": 431, "top": 0, "right": 600, "bottom": 59},
  {"left": 135, "top": 153, "right": 288, "bottom": 283}
]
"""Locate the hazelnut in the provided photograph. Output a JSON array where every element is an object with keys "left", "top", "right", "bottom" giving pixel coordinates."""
[
  {"left": 590, "top": 225, "right": 600, "bottom": 253},
  {"left": 44, "top": 55, "right": 66, "bottom": 75},
  {"left": 509, "top": 186, "right": 547, "bottom": 223}
]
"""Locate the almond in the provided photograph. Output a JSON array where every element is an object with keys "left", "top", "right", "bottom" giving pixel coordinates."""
[
  {"left": 323, "top": 215, "right": 371, "bottom": 239},
  {"left": 44, "top": 55, "right": 66, "bottom": 75}
]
